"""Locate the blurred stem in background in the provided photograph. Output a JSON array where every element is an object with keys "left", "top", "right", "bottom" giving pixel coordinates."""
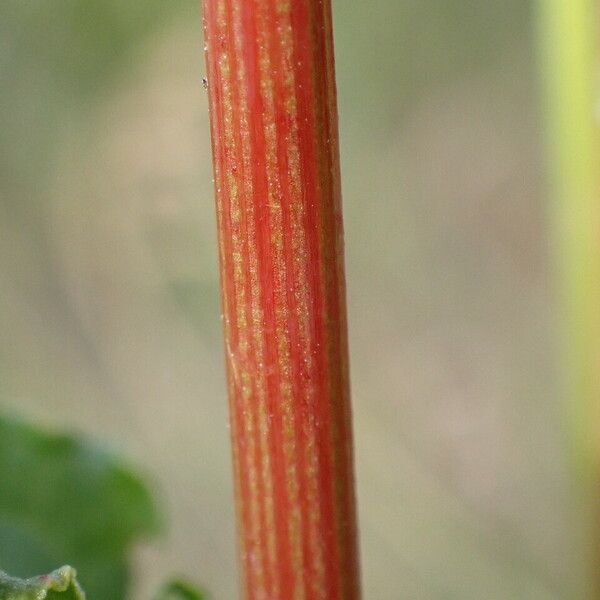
[{"left": 538, "top": 0, "right": 600, "bottom": 597}]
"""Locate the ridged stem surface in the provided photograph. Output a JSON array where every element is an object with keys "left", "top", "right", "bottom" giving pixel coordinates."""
[{"left": 203, "top": 1, "right": 360, "bottom": 598}]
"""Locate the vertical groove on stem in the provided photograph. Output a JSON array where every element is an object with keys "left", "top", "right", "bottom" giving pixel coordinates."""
[{"left": 203, "top": 1, "right": 360, "bottom": 598}]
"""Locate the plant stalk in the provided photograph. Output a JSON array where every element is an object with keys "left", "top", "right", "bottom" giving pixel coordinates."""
[
  {"left": 538, "top": 0, "right": 600, "bottom": 597},
  {"left": 203, "top": 1, "right": 360, "bottom": 598}
]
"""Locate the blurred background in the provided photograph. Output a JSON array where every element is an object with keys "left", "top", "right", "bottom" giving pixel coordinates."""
[{"left": 0, "top": 1, "right": 583, "bottom": 598}]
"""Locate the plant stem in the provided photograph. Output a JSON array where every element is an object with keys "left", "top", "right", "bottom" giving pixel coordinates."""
[
  {"left": 538, "top": 0, "right": 600, "bottom": 596},
  {"left": 203, "top": 1, "right": 360, "bottom": 598}
]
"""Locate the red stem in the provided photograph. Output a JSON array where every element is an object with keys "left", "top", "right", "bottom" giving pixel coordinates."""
[{"left": 203, "top": 1, "right": 360, "bottom": 597}]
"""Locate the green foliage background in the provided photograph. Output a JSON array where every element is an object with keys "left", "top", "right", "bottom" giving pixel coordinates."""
[{"left": 0, "top": 417, "right": 158, "bottom": 599}]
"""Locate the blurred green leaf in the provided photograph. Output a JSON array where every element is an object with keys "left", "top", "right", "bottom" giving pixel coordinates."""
[
  {"left": 0, "top": 416, "right": 160, "bottom": 600},
  {"left": 0, "top": 565, "right": 85, "bottom": 600},
  {"left": 153, "top": 579, "right": 208, "bottom": 600}
]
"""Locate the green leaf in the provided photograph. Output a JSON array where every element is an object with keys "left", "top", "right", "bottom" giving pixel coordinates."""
[
  {"left": 0, "top": 415, "right": 160, "bottom": 599},
  {"left": 0, "top": 566, "right": 85, "bottom": 600},
  {"left": 153, "top": 579, "right": 208, "bottom": 600}
]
